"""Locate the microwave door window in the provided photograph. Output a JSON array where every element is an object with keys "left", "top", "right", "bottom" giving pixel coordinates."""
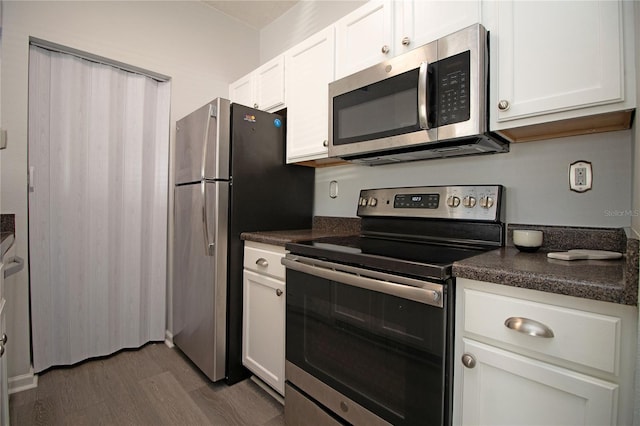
[{"left": 333, "top": 69, "right": 422, "bottom": 146}]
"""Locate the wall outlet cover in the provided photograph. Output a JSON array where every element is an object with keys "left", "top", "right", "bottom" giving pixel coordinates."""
[{"left": 569, "top": 160, "right": 592, "bottom": 192}]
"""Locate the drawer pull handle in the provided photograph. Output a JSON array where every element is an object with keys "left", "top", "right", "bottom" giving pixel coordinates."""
[
  {"left": 276, "top": 289, "right": 283, "bottom": 297},
  {"left": 256, "top": 258, "right": 269, "bottom": 267},
  {"left": 504, "top": 317, "right": 554, "bottom": 338}
]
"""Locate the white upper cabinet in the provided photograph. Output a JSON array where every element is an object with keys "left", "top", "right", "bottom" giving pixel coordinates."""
[
  {"left": 229, "top": 73, "right": 253, "bottom": 108},
  {"left": 485, "top": 0, "right": 636, "bottom": 134},
  {"left": 335, "top": 0, "right": 481, "bottom": 80},
  {"left": 396, "top": 0, "right": 480, "bottom": 55},
  {"left": 285, "top": 26, "right": 335, "bottom": 163},
  {"left": 229, "top": 55, "right": 285, "bottom": 112},
  {"left": 335, "top": 0, "right": 393, "bottom": 80}
]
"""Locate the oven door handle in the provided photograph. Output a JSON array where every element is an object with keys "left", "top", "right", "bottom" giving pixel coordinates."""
[{"left": 282, "top": 255, "right": 443, "bottom": 308}]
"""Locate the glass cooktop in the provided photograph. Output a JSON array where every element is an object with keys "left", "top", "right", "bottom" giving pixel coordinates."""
[{"left": 285, "top": 235, "right": 490, "bottom": 281}]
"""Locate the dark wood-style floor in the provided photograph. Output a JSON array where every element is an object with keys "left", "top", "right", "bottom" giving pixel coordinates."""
[{"left": 9, "top": 342, "right": 285, "bottom": 425}]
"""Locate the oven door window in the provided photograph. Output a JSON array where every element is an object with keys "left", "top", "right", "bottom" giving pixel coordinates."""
[
  {"left": 286, "top": 269, "right": 447, "bottom": 425},
  {"left": 332, "top": 69, "right": 422, "bottom": 146}
]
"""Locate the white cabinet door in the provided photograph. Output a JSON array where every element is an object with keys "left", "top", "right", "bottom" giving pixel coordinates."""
[
  {"left": 0, "top": 297, "right": 7, "bottom": 426},
  {"left": 242, "top": 269, "right": 285, "bottom": 395},
  {"left": 230, "top": 56, "right": 285, "bottom": 112},
  {"left": 229, "top": 73, "right": 254, "bottom": 108},
  {"left": 396, "top": 0, "right": 480, "bottom": 55},
  {"left": 489, "top": 0, "right": 624, "bottom": 127},
  {"left": 255, "top": 56, "right": 285, "bottom": 112},
  {"left": 459, "top": 339, "right": 618, "bottom": 426},
  {"left": 335, "top": 0, "right": 393, "bottom": 79},
  {"left": 285, "top": 26, "right": 335, "bottom": 163}
]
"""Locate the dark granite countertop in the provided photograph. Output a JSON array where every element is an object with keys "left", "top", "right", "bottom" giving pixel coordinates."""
[
  {"left": 454, "top": 224, "right": 639, "bottom": 306},
  {"left": 241, "top": 216, "right": 361, "bottom": 247},
  {"left": 243, "top": 219, "right": 638, "bottom": 306},
  {"left": 1, "top": 214, "right": 15, "bottom": 258}
]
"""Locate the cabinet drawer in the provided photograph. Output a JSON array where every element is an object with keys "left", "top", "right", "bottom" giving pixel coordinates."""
[
  {"left": 463, "top": 288, "right": 621, "bottom": 374},
  {"left": 244, "top": 243, "right": 286, "bottom": 279}
]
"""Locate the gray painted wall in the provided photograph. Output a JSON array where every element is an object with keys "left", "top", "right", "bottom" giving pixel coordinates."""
[{"left": 315, "top": 131, "right": 633, "bottom": 227}]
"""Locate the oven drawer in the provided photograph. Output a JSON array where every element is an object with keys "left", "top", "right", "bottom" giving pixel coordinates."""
[
  {"left": 463, "top": 288, "right": 620, "bottom": 374},
  {"left": 244, "top": 242, "right": 286, "bottom": 280},
  {"left": 285, "top": 383, "right": 342, "bottom": 426}
]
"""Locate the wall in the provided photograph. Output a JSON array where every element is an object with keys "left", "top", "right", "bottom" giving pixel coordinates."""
[
  {"left": 1, "top": 0, "right": 259, "bottom": 383},
  {"left": 315, "top": 131, "right": 633, "bottom": 227},
  {"left": 259, "top": 0, "right": 365, "bottom": 63}
]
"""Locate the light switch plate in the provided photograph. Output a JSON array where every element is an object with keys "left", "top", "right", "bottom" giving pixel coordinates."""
[{"left": 569, "top": 160, "right": 592, "bottom": 192}]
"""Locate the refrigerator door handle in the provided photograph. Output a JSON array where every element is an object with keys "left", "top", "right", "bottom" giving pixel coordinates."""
[
  {"left": 201, "top": 108, "right": 212, "bottom": 182},
  {"left": 202, "top": 181, "right": 215, "bottom": 256}
]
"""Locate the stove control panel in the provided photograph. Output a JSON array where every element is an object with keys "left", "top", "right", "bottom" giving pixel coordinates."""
[{"left": 357, "top": 185, "right": 504, "bottom": 221}]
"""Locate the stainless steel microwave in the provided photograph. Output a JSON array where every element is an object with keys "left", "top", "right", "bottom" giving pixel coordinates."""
[{"left": 328, "top": 23, "right": 508, "bottom": 165}]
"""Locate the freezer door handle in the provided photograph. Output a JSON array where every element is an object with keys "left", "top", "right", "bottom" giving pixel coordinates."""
[{"left": 202, "top": 181, "right": 215, "bottom": 256}]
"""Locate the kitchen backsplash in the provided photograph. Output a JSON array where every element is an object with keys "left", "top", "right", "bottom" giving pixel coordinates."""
[{"left": 506, "top": 224, "right": 628, "bottom": 253}]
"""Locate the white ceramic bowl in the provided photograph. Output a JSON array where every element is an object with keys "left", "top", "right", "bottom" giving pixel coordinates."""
[{"left": 513, "top": 230, "right": 543, "bottom": 252}]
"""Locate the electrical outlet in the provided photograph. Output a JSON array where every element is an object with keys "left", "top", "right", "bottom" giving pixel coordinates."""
[{"left": 569, "top": 161, "right": 592, "bottom": 192}]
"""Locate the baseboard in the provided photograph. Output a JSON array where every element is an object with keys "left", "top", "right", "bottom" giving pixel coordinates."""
[
  {"left": 8, "top": 368, "right": 38, "bottom": 394},
  {"left": 164, "top": 329, "right": 174, "bottom": 348}
]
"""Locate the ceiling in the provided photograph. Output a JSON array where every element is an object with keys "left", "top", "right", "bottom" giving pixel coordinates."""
[{"left": 203, "top": 1, "right": 300, "bottom": 30}]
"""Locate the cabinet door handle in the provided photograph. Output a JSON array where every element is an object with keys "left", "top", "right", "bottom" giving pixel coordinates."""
[
  {"left": 381, "top": 45, "right": 390, "bottom": 54},
  {"left": 401, "top": 37, "right": 411, "bottom": 46},
  {"left": 0, "top": 344, "right": 4, "bottom": 358},
  {"left": 322, "top": 140, "right": 328, "bottom": 147},
  {"left": 461, "top": 353, "right": 476, "bottom": 369},
  {"left": 498, "top": 100, "right": 510, "bottom": 111},
  {"left": 276, "top": 289, "right": 283, "bottom": 297},
  {"left": 256, "top": 258, "right": 269, "bottom": 267},
  {"left": 0, "top": 334, "right": 6, "bottom": 345},
  {"left": 504, "top": 317, "right": 554, "bottom": 338},
  {"left": 253, "top": 103, "right": 259, "bottom": 109}
]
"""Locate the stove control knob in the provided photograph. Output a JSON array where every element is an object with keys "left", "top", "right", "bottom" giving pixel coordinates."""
[
  {"left": 368, "top": 197, "right": 378, "bottom": 207},
  {"left": 463, "top": 196, "right": 477, "bottom": 208},
  {"left": 359, "top": 197, "right": 368, "bottom": 207},
  {"left": 446, "top": 196, "right": 460, "bottom": 208},
  {"left": 479, "top": 196, "right": 495, "bottom": 209}
]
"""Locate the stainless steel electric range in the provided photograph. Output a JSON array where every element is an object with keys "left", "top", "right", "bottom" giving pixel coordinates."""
[{"left": 282, "top": 185, "right": 505, "bottom": 426}]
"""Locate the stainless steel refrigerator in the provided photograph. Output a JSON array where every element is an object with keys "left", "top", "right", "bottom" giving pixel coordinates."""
[{"left": 173, "top": 98, "right": 314, "bottom": 384}]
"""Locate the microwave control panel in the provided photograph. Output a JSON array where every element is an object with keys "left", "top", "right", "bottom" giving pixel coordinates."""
[{"left": 434, "top": 50, "right": 471, "bottom": 127}]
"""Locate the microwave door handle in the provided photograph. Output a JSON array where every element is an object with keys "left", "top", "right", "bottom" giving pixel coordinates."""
[{"left": 418, "top": 61, "right": 430, "bottom": 130}]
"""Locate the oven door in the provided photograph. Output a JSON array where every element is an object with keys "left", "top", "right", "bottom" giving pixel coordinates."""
[{"left": 282, "top": 255, "right": 452, "bottom": 426}]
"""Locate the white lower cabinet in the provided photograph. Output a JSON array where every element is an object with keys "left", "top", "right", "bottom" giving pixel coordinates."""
[
  {"left": 460, "top": 339, "right": 617, "bottom": 426},
  {"left": 242, "top": 242, "right": 286, "bottom": 395},
  {"left": 453, "top": 278, "right": 637, "bottom": 426},
  {"left": 0, "top": 296, "right": 6, "bottom": 426}
]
